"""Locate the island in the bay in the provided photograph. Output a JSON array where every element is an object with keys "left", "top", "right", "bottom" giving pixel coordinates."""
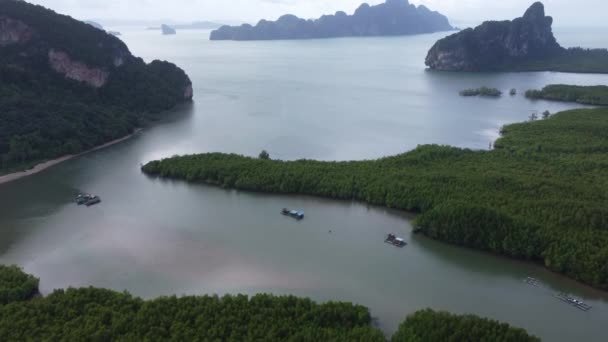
[
  {"left": 147, "top": 21, "right": 223, "bottom": 30},
  {"left": 0, "top": 265, "right": 539, "bottom": 341},
  {"left": 0, "top": 0, "right": 192, "bottom": 175},
  {"left": 210, "top": 0, "right": 453, "bottom": 41},
  {"left": 161, "top": 24, "right": 177, "bottom": 35},
  {"left": 426, "top": 2, "right": 608, "bottom": 73}
]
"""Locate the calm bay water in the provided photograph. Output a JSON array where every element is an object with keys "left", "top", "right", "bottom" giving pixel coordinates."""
[{"left": 1, "top": 29, "right": 607, "bottom": 340}]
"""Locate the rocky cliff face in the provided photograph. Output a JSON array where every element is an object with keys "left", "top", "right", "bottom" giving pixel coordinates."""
[
  {"left": 49, "top": 49, "right": 109, "bottom": 88},
  {"left": 183, "top": 84, "right": 193, "bottom": 100},
  {"left": 0, "top": 16, "right": 33, "bottom": 46},
  {"left": 1, "top": 1, "right": 192, "bottom": 98},
  {"left": 425, "top": 2, "right": 563, "bottom": 71}
]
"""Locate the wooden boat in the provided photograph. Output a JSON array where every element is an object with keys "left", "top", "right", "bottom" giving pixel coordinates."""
[
  {"left": 281, "top": 208, "right": 304, "bottom": 220},
  {"left": 85, "top": 196, "right": 101, "bottom": 207},
  {"left": 385, "top": 234, "right": 407, "bottom": 247},
  {"left": 75, "top": 193, "right": 94, "bottom": 205},
  {"left": 555, "top": 293, "right": 592, "bottom": 312}
]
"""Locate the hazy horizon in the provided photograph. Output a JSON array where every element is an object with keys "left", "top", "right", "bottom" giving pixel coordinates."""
[{"left": 27, "top": 0, "right": 608, "bottom": 28}]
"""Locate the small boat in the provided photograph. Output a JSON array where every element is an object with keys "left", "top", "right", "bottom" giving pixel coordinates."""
[
  {"left": 75, "top": 193, "right": 94, "bottom": 205},
  {"left": 281, "top": 208, "right": 304, "bottom": 220},
  {"left": 555, "top": 293, "right": 592, "bottom": 312},
  {"left": 385, "top": 234, "right": 407, "bottom": 247},
  {"left": 85, "top": 196, "right": 101, "bottom": 207}
]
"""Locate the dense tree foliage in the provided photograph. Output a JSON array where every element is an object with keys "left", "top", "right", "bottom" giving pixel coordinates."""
[
  {"left": 459, "top": 87, "right": 502, "bottom": 97},
  {"left": 391, "top": 309, "right": 539, "bottom": 342},
  {"left": 526, "top": 84, "right": 608, "bottom": 105},
  {"left": 0, "top": 266, "right": 537, "bottom": 341},
  {"left": 512, "top": 48, "right": 608, "bottom": 74},
  {"left": 0, "top": 0, "right": 192, "bottom": 173},
  {"left": 0, "top": 265, "right": 39, "bottom": 305},
  {"left": 143, "top": 108, "right": 608, "bottom": 290},
  {"left": 0, "top": 288, "right": 384, "bottom": 341}
]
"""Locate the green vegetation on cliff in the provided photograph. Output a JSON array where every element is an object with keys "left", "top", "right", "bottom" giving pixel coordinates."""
[
  {"left": 0, "top": 1, "right": 192, "bottom": 173},
  {"left": 526, "top": 84, "right": 608, "bottom": 105},
  {"left": 0, "top": 266, "right": 537, "bottom": 341},
  {"left": 142, "top": 108, "right": 608, "bottom": 290},
  {"left": 391, "top": 309, "right": 539, "bottom": 341}
]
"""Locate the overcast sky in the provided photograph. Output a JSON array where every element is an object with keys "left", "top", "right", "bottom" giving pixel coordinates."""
[{"left": 28, "top": 0, "right": 606, "bottom": 27}]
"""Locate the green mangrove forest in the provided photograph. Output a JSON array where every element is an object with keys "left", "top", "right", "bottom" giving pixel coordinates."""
[
  {"left": 459, "top": 87, "right": 502, "bottom": 97},
  {"left": 0, "top": 266, "right": 538, "bottom": 341},
  {"left": 143, "top": 108, "right": 608, "bottom": 290},
  {"left": 511, "top": 48, "right": 608, "bottom": 74},
  {"left": 526, "top": 84, "right": 608, "bottom": 105},
  {"left": 0, "top": 265, "right": 40, "bottom": 305}
]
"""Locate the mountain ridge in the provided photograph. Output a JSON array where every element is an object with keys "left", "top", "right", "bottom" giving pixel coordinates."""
[{"left": 210, "top": 0, "right": 453, "bottom": 41}]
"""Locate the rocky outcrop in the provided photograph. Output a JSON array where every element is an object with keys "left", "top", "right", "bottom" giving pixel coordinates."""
[
  {"left": 184, "top": 84, "right": 193, "bottom": 100},
  {"left": 48, "top": 49, "right": 109, "bottom": 88},
  {"left": 161, "top": 24, "right": 176, "bottom": 35},
  {"left": 210, "top": 0, "right": 452, "bottom": 41},
  {"left": 0, "top": 16, "right": 33, "bottom": 46},
  {"left": 425, "top": 2, "right": 563, "bottom": 71}
]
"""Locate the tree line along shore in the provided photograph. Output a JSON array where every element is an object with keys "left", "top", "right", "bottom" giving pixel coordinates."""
[
  {"left": 143, "top": 107, "right": 608, "bottom": 291},
  {"left": 0, "top": 265, "right": 538, "bottom": 341}
]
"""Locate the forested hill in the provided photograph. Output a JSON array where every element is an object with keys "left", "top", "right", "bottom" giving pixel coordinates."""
[
  {"left": 0, "top": 265, "right": 539, "bottom": 341},
  {"left": 210, "top": 0, "right": 453, "bottom": 41},
  {"left": 426, "top": 2, "right": 608, "bottom": 73},
  {"left": 0, "top": 0, "right": 193, "bottom": 173}
]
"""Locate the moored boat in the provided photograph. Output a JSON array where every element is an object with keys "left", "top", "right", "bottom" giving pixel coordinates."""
[
  {"left": 85, "top": 196, "right": 101, "bottom": 207},
  {"left": 385, "top": 234, "right": 407, "bottom": 247},
  {"left": 281, "top": 208, "right": 304, "bottom": 220},
  {"left": 75, "top": 193, "right": 101, "bottom": 207},
  {"left": 75, "top": 193, "right": 94, "bottom": 205}
]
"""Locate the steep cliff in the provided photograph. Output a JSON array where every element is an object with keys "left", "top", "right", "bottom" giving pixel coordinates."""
[
  {"left": 426, "top": 2, "right": 564, "bottom": 71},
  {"left": 210, "top": 0, "right": 452, "bottom": 41},
  {"left": 0, "top": 15, "right": 33, "bottom": 46},
  {"left": 0, "top": 0, "right": 193, "bottom": 171}
]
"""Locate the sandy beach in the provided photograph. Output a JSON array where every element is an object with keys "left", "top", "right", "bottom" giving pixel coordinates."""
[{"left": 0, "top": 129, "right": 142, "bottom": 186}]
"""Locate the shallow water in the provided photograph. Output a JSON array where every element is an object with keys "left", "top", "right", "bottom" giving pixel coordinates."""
[{"left": 1, "top": 28, "right": 607, "bottom": 340}]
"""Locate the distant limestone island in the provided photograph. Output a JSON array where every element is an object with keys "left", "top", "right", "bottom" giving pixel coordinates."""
[
  {"left": 426, "top": 2, "right": 608, "bottom": 73},
  {"left": 210, "top": 0, "right": 453, "bottom": 41},
  {"left": 148, "top": 21, "right": 223, "bottom": 31},
  {"left": 161, "top": 24, "right": 177, "bottom": 35}
]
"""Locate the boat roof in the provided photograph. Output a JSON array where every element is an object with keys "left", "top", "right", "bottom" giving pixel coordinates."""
[{"left": 396, "top": 238, "right": 405, "bottom": 242}]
